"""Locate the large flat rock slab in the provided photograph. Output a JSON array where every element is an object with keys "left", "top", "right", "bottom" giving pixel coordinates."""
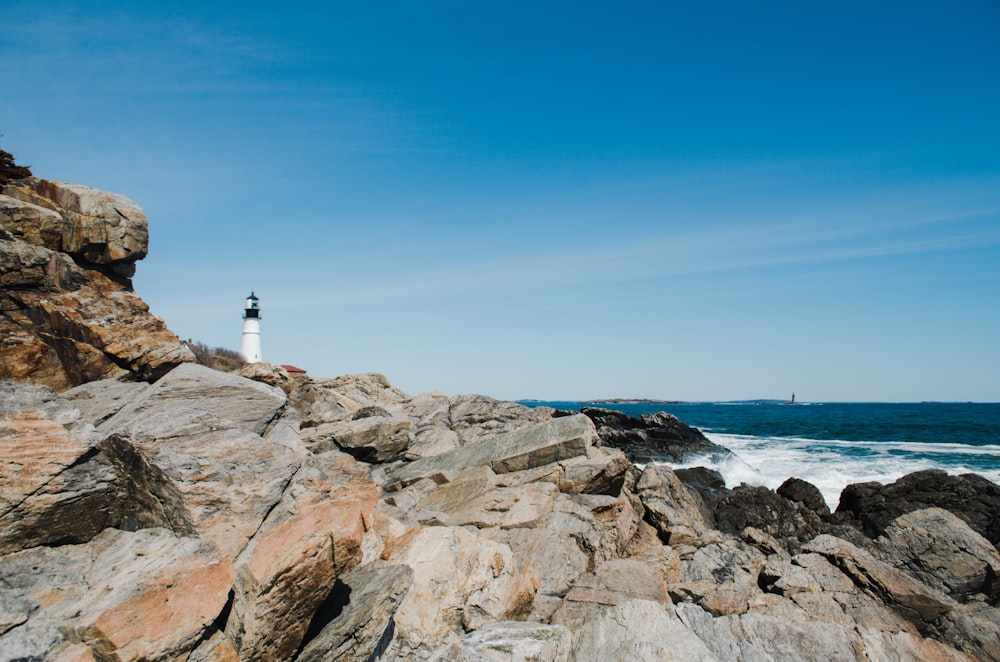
[
  {"left": 99, "top": 363, "right": 288, "bottom": 437},
  {"left": 385, "top": 414, "right": 595, "bottom": 490}
]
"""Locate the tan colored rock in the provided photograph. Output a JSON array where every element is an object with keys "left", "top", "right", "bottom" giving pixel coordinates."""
[
  {"left": 0, "top": 528, "right": 234, "bottom": 661},
  {"left": 414, "top": 465, "right": 558, "bottom": 530},
  {"left": 380, "top": 526, "right": 538, "bottom": 652},
  {"left": 0, "top": 243, "right": 192, "bottom": 390},
  {"left": 624, "top": 520, "right": 683, "bottom": 585},
  {"left": 672, "top": 539, "right": 766, "bottom": 617},
  {"left": 1, "top": 179, "right": 193, "bottom": 389},
  {"left": 857, "top": 627, "right": 972, "bottom": 662},
  {"left": 635, "top": 464, "right": 715, "bottom": 547},
  {"left": 543, "top": 492, "right": 642, "bottom": 569},
  {"left": 0, "top": 193, "right": 64, "bottom": 250},
  {"left": 237, "top": 361, "right": 291, "bottom": 392},
  {"left": 487, "top": 527, "right": 590, "bottom": 621},
  {"left": 552, "top": 559, "right": 670, "bottom": 632},
  {"left": 3, "top": 179, "right": 148, "bottom": 267},
  {"left": 301, "top": 373, "right": 409, "bottom": 426},
  {"left": 227, "top": 450, "right": 376, "bottom": 660}
]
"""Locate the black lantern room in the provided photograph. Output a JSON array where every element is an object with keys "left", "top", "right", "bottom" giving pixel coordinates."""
[{"left": 243, "top": 292, "right": 260, "bottom": 319}]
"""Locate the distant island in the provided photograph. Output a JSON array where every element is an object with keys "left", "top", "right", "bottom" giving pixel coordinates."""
[
  {"left": 518, "top": 398, "right": 684, "bottom": 405},
  {"left": 586, "top": 398, "right": 683, "bottom": 405}
]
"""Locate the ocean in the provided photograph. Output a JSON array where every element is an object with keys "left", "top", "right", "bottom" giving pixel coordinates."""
[{"left": 519, "top": 400, "right": 1000, "bottom": 509}]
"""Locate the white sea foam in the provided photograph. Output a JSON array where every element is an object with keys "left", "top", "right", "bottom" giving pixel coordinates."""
[{"left": 659, "top": 432, "right": 1000, "bottom": 511}]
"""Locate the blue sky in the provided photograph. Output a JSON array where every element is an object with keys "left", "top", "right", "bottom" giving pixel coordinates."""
[{"left": 2, "top": 1, "right": 998, "bottom": 401}]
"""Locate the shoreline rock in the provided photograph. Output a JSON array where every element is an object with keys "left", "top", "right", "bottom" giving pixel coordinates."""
[{"left": 4, "top": 176, "right": 999, "bottom": 660}]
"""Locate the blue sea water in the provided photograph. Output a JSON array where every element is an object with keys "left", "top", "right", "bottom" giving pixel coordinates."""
[{"left": 520, "top": 400, "right": 1000, "bottom": 509}]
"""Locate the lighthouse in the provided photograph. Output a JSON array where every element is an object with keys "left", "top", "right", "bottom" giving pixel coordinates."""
[{"left": 240, "top": 292, "right": 262, "bottom": 363}]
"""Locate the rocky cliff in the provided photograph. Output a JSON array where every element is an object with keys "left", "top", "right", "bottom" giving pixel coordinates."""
[
  {"left": 0, "top": 177, "right": 193, "bottom": 390},
  {"left": 3, "top": 176, "right": 1000, "bottom": 661}
]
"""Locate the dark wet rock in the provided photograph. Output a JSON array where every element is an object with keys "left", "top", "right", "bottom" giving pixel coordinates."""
[
  {"left": 777, "top": 477, "right": 831, "bottom": 518},
  {"left": 835, "top": 469, "right": 1000, "bottom": 548},
  {"left": 713, "top": 486, "right": 824, "bottom": 548},
  {"left": 581, "top": 407, "right": 731, "bottom": 464},
  {"left": 676, "top": 467, "right": 730, "bottom": 503}
]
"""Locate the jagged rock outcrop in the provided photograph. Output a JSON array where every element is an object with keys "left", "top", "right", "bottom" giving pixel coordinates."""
[
  {"left": 836, "top": 469, "right": 1000, "bottom": 549},
  {"left": 581, "top": 407, "right": 731, "bottom": 464},
  {"left": 0, "top": 178, "right": 193, "bottom": 389},
  {"left": 6, "top": 366, "right": 999, "bottom": 660}
]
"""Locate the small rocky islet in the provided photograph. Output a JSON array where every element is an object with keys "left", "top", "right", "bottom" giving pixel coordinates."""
[{"left": 2, "top": 175, "right": 1000, "bottom": 661}]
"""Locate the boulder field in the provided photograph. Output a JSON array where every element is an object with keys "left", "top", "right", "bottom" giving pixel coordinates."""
[
  {"left": 3, "top": 177, "right": 1000, "bottom": 660},
  {"left": 3, "top": 367, "right": 1000, "bottom": 661}
]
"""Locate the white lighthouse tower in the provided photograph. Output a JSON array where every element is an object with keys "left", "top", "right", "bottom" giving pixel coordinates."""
[{"left": 240, "top": 292, "right": 262, "bottom": 363}]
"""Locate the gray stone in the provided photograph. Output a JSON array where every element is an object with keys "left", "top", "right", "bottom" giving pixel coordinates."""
[
  {"left": 385, "top": 414, "right": 595, "bottom": 490},
  {"left": 571, "top": 599, "right": 718, "bottom": 661},
  {"left": 0, "top": 587, "right": 36, "bottom": 636},
  {"left": 447, "top": 394, "right": 553, "bottom": 444},
  {"left": 61, "top": 379, "right": 151, "bottom": 427},
  {"left": 99, "top": 363, "right": 288, "bottom": 437},
  {"left": 441, "top": 621, "right": 572, "bottom": 662},
  {"left": 300, "top": 414, "right": 411, "bottom": 462},
  {"left": 0, "top": 381, "right": 119, "bottom": 554},
  {"left": 875, "top": 507, "right": 1000, "bottom": 602},
  {"left": 297, "top": 565, "right": 413, "bottom": 662},
  {"left": 804, "top": 534, "right": 957, "bottom": 627}
]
